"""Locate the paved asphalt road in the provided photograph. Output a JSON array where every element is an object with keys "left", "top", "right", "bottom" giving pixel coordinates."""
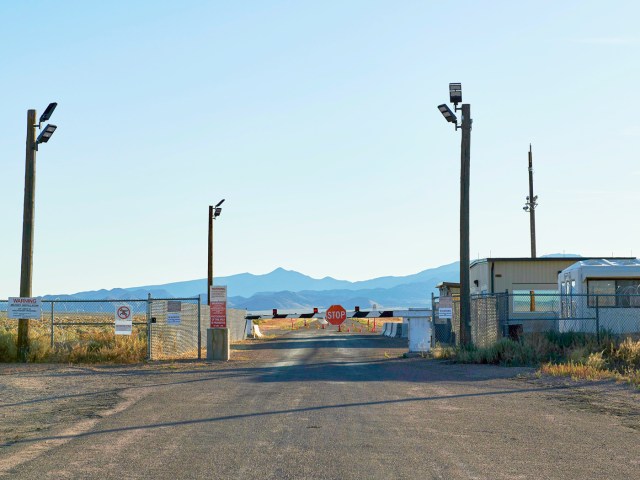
[{"left": 2, "top": 330, "right": 639, "bottom": 479}]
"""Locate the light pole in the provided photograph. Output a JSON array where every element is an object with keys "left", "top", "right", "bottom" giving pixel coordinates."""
[
  {"left": 438, "top": 83, "right": 472, "bottom": 346},
  {"left": 17, "top": 102, "right": 58, "bottom": 361},
  {"left": 523, "top": 144, "right": 537, "bottom": 258},
  {"left": 207, "top": 199, "right": 225, "bottom": 306}
]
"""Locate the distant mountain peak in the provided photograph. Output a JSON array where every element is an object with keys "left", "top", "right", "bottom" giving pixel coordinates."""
[{"left": 47, "top": 261, "right": 461, "bottom": 309}]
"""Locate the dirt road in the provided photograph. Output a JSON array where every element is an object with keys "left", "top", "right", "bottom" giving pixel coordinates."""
[{"left": 1, "top": 330, "right": 638, "bottom": 479}]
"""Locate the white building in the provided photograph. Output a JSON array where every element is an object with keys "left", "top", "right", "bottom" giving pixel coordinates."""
[{"left": 558, "top": 259, "right": 640, "bottom": 334}]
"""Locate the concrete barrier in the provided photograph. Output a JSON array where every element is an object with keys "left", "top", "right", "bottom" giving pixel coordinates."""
[
  {"left": 395, "top": 323, "right": 403, "bottom": 338},
  {"left": 390, "top": 323, "right": 397, "bottom": 337},
  {"left": 382, "top": 322, "right": 403, "bottom": 337},
  {"left": 244, "top": 319, "right": 263, "bottom": 338}
]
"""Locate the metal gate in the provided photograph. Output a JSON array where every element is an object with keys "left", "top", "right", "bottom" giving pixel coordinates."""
[{"left": 149, "top": 297, "right": 202, "bottom": 360}]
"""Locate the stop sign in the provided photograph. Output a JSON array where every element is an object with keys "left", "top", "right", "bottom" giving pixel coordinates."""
[{"left": 326, "top": 304, "right": 347, "bottom": 326}]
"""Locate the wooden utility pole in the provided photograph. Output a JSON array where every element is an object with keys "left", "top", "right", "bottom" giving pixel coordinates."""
[
  {"left": 17, "top": 109, "right": 37, "bottom": 361},
  {"left": 459, "top": 104, "right": 472, "bottom": 346},
  {"left": 528, "top": 145, "right": 537, "bottom": 258}
]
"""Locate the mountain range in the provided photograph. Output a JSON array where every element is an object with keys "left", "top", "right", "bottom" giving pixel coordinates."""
[{"left": 43, "top": 262, "right": 461, "bottom": 310}]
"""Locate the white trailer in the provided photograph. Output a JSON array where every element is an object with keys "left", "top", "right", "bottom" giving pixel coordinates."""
[{"left": 558, "top": 259, "right": 640, "bottom": 334}]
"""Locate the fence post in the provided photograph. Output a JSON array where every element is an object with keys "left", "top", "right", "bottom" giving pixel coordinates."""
[
  {"left": 431, "top": 292, "right": 437, "bottom": 347},
  {"left": 147, "top": 293, "right": 152, "bottom": 360},
  {"left": 50, "top": 301, "right": 54, "bottom": 348},
  {"left": 197, "top": 295, "right": 202, "bottom": 360},
  {"left": 595, "top": 295, "right": 600, "bottom": 345}
]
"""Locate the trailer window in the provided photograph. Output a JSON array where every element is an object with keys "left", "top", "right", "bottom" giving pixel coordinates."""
[
  {"left": 588, "top": 279, "right": 640, "bottom": 307},
  {"left": 588, "top": 280, "right": 616, "bottom": 307}
]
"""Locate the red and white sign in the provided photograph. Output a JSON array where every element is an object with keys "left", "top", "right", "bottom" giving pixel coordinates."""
[
  {"left": 115, "top": 303, "right": 133, "bottom": 335},
  {"left": 117, "top": 306, "right": 131, "bottom": 320},
  {"left": 326, "top": 304, "right": 347, "bottom": 326},
  {"left": 210, "top": 286, "right": 227, "bottom": 328}
]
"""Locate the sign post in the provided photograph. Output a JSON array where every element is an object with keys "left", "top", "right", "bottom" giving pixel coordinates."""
[
  {"left": 326, "top": 304, "right": 347, "bottom": 332},
  {"left": 208, "top": 286, "right": 230, "bottom": 361}
]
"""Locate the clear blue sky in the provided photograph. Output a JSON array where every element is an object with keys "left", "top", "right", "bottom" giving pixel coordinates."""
[{"left": 1, "top": 1, "right": 639, "bottom": 296}]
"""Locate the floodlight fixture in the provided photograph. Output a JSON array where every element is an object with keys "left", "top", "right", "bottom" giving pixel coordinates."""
[
  {"left": 214, "top": 207, "right": 222, "bottom": 218},
  {"left": 449, "top": 83, "right": 462, "bottom": 105},
  {"left": 437, "top": 104, "right": 458, "bottom": 124},
  {"left": 39, "top": 102, "right": 57, "bottom": 124},
  {"left": 215, "top": 198, "right": 225, "bottom": 208},
  {"left": 36, "top": 124, "right": 57, "bottom": 144}
]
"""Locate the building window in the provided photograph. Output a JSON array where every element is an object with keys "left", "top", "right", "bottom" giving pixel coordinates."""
[{"left": 512, "top": 290, "right": 558, "bottom": 312}]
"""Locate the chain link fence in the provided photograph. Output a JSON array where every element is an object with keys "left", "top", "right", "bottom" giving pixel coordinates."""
[
  {"left": 149, "top": 297, "right": 201, "bottom": 360},
  {"left": 432, "top": 293, "right": 640, "bottom": 347},
  {"left": 0, "top": 297, "right": 202, "bottom": 360}
]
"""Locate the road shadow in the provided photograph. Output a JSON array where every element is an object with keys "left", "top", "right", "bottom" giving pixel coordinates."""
[
  {"left": 1, "top": 384, "right": 569, "bottom": 448},
  {"left": 0, "top": 356, "right": 533, "bottom": 409},
  {"left": 232, "top": 334, "right": 406, "bottom": 350}
]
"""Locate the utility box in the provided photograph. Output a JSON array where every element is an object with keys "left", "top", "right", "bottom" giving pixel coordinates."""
[{"left": 408, "top": 318, "right": 432, "bottom": 354}]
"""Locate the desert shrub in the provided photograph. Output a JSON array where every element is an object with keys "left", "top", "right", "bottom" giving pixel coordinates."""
[
  {"left": 0, "top": 328, "right": 18, "bottom": 362},
  {"left": 454, "top": 338, "right": 537, "bottom": 366},
  {"left": 436, "top": 331, "right": 640, "bottom": 386},
  {"left": 606, "top": 337, "right": 640, "bottom": 372},
  {"left": 431, "top": 344, "right": 456, "bottom": 359}
]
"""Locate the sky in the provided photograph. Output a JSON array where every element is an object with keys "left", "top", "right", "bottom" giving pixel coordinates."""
[{"left": 1, "top": 0, "right": 639, "bottom": 297}]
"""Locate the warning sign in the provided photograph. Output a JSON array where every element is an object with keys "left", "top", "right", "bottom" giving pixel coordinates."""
[
  {"left": 210, "top": 286, "right": 227, "bottom": 328},
  {"left": 115, "top": 303, "right": 133, "bottom": 335},
  {"left": 8, "top": 297, "right": 42, "bottom": 319},
  {"left": 438, "top": 296, "right": 453, "bottom": 319},
  {"left": 167, "top": 300, "right": 182, "bottom": 325}
]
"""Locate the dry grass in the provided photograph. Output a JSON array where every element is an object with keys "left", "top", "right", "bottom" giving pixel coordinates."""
[
  {"left": 540, "top": 337, "right": 640, "bottom": 387},
  {"left": 431, "top": 344, "right": 457, "bottom": 360},
  {"left": 434, "top": 332, "right": 640, "bottom": 387},
  {"left": 1, "top": 318, "right": 147, "bottom": 364},
  {"left": 540, "top": 362, "right": 617, "bottom": 381}
]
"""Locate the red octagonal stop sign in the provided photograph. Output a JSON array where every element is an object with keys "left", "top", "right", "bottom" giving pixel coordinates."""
[{"left": 326, "top": 304, "right": 347, "bottom": 326}]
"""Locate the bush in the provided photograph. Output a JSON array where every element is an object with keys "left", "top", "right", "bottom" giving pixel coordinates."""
[
  {"left": 454, "top": 338, "right": 537, "bottom": 366},
  {"left": 0, "top": 328, "right": 17, "bottom": 362},
  {"left": 437, "top": 333, "right": 640, "bottom": 386}
]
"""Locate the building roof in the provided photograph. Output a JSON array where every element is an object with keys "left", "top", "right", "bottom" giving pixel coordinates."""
[
  {"left": 470, "top": 256, "right": 635, "bottom": 268},
  {"left": 436, "top": 281, "right": 460, "bottom": 288},
  {"left": 560, "top": 259, "right": 640, "bottom": 281}
]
